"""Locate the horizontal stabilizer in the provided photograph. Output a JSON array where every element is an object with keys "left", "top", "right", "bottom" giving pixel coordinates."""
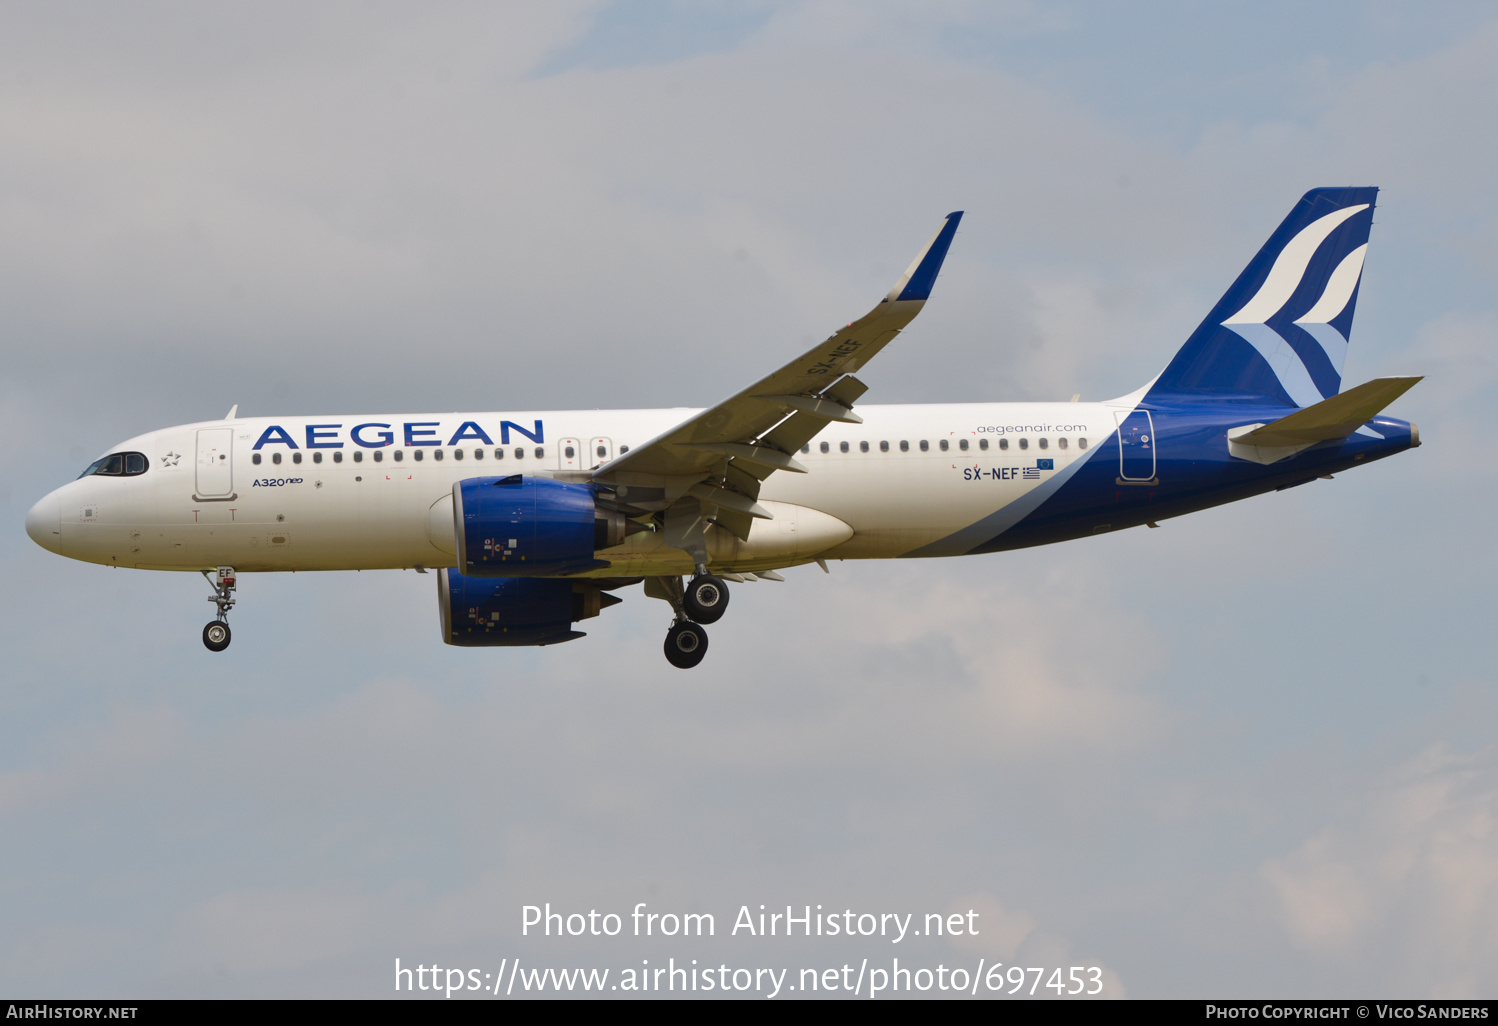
[{"left": 1231, "top": 376, "right": 1422, "bottom": 447}]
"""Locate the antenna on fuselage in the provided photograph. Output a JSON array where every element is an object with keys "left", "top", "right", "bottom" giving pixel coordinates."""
[{"left": 224, "top": 405, "right": 238, "bottom": 420}]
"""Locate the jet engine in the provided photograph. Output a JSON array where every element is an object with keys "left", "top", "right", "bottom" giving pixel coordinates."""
[
  {"left": 437, "top": 568, "right": 622, "bottom": 647},
  {"left": 453, "top": 475, "right": 634, "bottom": 577}
]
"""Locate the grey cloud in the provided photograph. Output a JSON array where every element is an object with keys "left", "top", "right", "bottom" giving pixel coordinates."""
[{"left": 3, "top": 0, "right": 1497, "bottom": 999}]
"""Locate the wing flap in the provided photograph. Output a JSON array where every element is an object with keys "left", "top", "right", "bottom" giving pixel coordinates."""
[{"left": 591, "top": 212, "right": 962, "bottom": 565}]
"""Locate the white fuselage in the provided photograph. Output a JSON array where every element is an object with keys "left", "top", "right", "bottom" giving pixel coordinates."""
[{"left": 29, "top": 402, "right": 1113, "bottom": 576}]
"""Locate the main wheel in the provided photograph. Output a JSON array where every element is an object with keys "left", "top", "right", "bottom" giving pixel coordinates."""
[
  {"left": 664, "top": 621, "right": 708, "bottom": 669},
  {"left": 203, "top": 621, "right": 232, "bottom": 652},
  {"left": 683, "top": 574, "right": 729, "bottom": 624}
]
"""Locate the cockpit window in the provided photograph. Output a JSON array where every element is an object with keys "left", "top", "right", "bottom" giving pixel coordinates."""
[{"left": 79, "top": 452, "right": 148, "bottom": 478}]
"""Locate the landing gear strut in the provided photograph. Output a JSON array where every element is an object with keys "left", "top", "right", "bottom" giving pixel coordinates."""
[
  {"left": 646, "top": 569, "right": 731, "bottom": 669},
  {"left": 201, "top": 566, "right": 236, "bottom": 652}
]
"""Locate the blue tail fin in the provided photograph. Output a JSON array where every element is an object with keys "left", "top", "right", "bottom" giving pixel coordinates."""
[{"left": 1147, "top": 187, "right": 1378, "bottom": 407}]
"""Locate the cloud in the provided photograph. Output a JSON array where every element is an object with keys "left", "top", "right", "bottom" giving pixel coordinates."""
[
  {"left": 1261, "top": 743, "right": 1498, "bottom": 997},
  {"left": 3, "top": 0, "right": 1497, "bottom": 1000}
]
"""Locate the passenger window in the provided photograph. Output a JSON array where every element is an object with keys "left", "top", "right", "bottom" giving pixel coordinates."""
[
  {"left": 474, "top": 448, "right": 483, "bottom": 460},
  {"left": 313, "top": 452, "right": 323, "bottom": 464},
  {"left": 919, "top": 440, "right": 929, "bottom": 452},
  {"left": 565, "top": 445, "right": 575, "bottom": 458},
  {"left": 998, "top": 438, "right": 1008, "bottom": 450},
  {"left": 434, "top": 449, "right": 444, "bottom": 461},
  {"left": 979, "top": 438, "right": 988, "bottom": 451},
  {"left": 1018, "top": 438, "right": 1028, "bottom": 450},
  {"left": 374, "top": 450, "right": 383, "bottom": 462},
  {"left": 880, "top": 441, "right": 889, "bottom": 452},
  {"left": 125, "top": 453, "right": 147, "bottom": 474},
  {"left": 860, "top": 441, "right": 869, "bottom": 453},
  {"left": 620, "top": 445, "right": 630, "bottom": 453},
  {"left": 515, "top": 448, "right": 524, "bottom": 460},
  {"left": 495, "top": 448, "right": 504, "bottom": 460},
  {"left": 839, "top": 441, "right": 849, "bottom": 453},
  {"left": 959, "top": 439, "right": 969, "bottom": 451},
  {"left": 394, "top": 450, "right": 403, "bottom": 461},
  {"left": 535, "top": 447, "right": 544, "bottom": 459},
  {"left": 1039, "top": 437, "right": 1048, "bottom": 450},
  {"left": 596, "top": 445, "right": 607, "bottom": 458},
  {"left": 939, "top": 439, "right": 949, "bottom": 451},
  {"left": 352, "top": 451, "right": 362, "bottom": 463},
  {"left": 900, "top": 440, "right": 909, "bottom": 452},
  {"left": 413, "top": 449, "right": 423, "bottom": 462},
  {"left": 454, "top": 448, "right": 464, "bottom": 461},
  {"left": 1058, "top": 437, "right": 1068, "bottom": 450},
  {"left": 1078, "top": 437, "right": 1089, "bottom": 450},
  {"left": 334, "top": 452, "right": 344, "bottom": 463},
  {"left": 292, "top": 452, "right": 302, "bottom": 464},
  {"left": 801, "top": 444, "right": 810, "bottom": 453},
  {"left": 273, "top": 452, "right": 283, "bottom": 465},
  {"left": 820, "top": 441, "right": 829, "bottom": 453},
  {"left": 252, "top": 453, "right": 262, "bottom": 466}
]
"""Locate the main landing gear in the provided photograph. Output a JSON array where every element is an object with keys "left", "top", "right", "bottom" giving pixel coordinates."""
[
  {"left": 653, "top": 566, "right": 732, "bottom": 669},
  {"left": 201, "top": 566, "right": 236, "bottom": 652},
  {"left": 664, "top": 620, "right": 708, "bottom": 669},
  {"left": 683, "top": 571, "right": 729, "bottom": 624}
]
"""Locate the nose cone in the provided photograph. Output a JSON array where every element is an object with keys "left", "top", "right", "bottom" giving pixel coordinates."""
[{"left": 25, "top": 491, "right": 62, "bottom": 554}]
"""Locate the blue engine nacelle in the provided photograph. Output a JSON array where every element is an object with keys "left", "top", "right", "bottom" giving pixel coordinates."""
[
  {"left": 438, "top": 568, "right": 622, "bottom": 647},
  {"left": 453, "top": 475, "right": 630, "bottom": 577}
]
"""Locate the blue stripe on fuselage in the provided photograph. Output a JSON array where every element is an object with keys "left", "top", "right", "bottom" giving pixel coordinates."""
[{"left": 913, "top": 403, "right": 1415, "bottom": 557}]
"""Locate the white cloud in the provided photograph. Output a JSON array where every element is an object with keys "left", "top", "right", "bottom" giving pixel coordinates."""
[
  {"left": 3, "top": 0, "right": 1497, "bottom": 1000},
  {"left": 1262, "top": 743, "right": 1498, "bottom": 997}
]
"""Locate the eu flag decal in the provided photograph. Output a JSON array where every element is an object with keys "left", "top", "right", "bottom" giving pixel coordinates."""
[{"left": 1037, "top": 459, "right": 1054, "bottom": 470}]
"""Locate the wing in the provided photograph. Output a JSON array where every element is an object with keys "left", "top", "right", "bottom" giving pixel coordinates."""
[{"left": 591, "top": 211, "right": 963, "bottom": 543}]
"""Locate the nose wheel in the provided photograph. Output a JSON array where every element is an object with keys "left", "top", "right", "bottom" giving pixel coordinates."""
[
  {"left": 201, "top": 566, "right": 236, "bottom": 652},
  {"left": 203, "top": 621, "right": 232, "bottom": 652}
]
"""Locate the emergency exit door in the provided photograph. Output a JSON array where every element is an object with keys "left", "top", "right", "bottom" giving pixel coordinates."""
[
  {"left": 557, "top": 437, "right": 583, "bottom": 471},
  {"left": 588, "top": 437, "right": 613, "bottom": 468}
]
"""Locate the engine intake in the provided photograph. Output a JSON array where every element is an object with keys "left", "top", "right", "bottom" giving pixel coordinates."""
[{"left": 454, "top": 475, "right": 633, "bottom": 577}]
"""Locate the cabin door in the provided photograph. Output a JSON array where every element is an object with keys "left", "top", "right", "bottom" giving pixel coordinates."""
[
  {"left": 1114, "top": 410, "right": 1157, "bottom": 483},
  {"left": 195, "top": 427, "right": 235, "bottom": 498}
]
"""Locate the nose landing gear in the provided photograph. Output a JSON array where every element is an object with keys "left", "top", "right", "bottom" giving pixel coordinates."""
[
  {"left": 203, "top": 620, "right": 231, "bottom": 652},
  {"left": 201, "top": 566, "right": 236, "bottom": 652}
]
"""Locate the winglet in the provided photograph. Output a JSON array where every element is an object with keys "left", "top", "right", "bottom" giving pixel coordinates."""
[{"left": 887, "top": 211, "right": 963, "bottom": 302}]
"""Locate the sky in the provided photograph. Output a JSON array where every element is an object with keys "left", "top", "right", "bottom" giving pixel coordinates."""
[{"left": 2, "top": 0, "right": 1497, "bottom": 1000}]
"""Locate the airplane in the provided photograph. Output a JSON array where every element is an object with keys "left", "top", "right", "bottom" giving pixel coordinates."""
[{"left": 25, "top": 188, "right": 1420, "bottom": 668}]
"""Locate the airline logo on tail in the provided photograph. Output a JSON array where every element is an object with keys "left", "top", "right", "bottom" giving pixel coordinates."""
[
  {"left": 1148, "top": 187, "right": 1378, "bottom": 408},
  {"left": 1222, "top": 204, "right": 1369, "bottom": 407}
]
